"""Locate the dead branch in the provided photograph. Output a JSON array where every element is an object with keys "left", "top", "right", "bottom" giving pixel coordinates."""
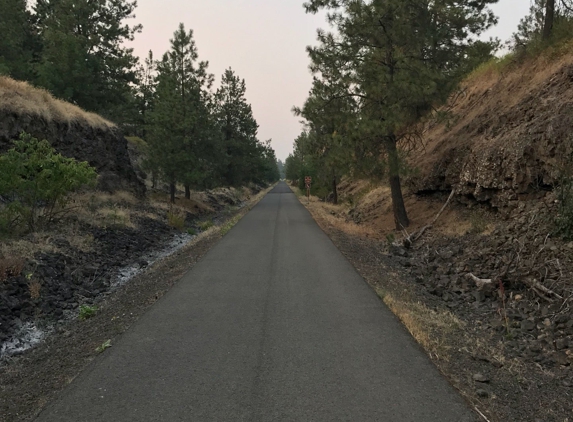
[
  {"left": 411, "top": 190, "right": 456, "bottom": 243},
  {"left": 467, "top": 253, "right": 515, "bottom": 291},
  {"left": 401, "top": 227, "right": 412, "bottom": 248},
  {"left": 531, "top": 286, "right": 554, "bottom": 302},
  {"left": 523, "top": 277, "right": 563, "bottom": 301},
  {"left": 466, "top": 273, "right": 493, "bottom": 289}
]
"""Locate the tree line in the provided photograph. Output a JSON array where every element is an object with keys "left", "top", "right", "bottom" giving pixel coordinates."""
[
  {"left": 0, "top": 1, "right": 280, "bottom": 200},
  {"left": 285, "top": 0, "right": 573, "bottom": 230},
  {"left": 143, "top": 24, "right": 279, "bottom": 202},
  {"left": 512, "top": 0, "right": 573, "bottom": 48}
]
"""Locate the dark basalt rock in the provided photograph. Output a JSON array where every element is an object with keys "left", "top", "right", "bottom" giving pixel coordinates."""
[{"left": 0, "top": 111, "right": 145, "bottom": 197}]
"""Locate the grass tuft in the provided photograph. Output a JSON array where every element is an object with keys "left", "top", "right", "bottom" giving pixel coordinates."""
[
  {"left": 97, "top": 207, "right": 134, "bottom": 228},
  {"left": 95, "top": 339, "right": 112, "bottom": 353},
  {"left": 198, "top": 220, "right": 214, "bottom": 231},
  {"left": 28, "top": 279, "right": 41, "bottom": 299},
  {"left": 167, "top": 207, "right": 186, "bottom": 230}
]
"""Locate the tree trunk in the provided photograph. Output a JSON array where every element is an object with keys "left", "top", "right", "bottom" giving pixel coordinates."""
[
  {"left": 332, "top": 174, "right": 338, "bottom": 205},
  {"left": 151, "top": 171, "right": 157, "bottom": 189},
  {"left": 385, "top": 136, "right": 409, "bottom": 230},
  {"left": 170, "top": 182, "right": 176, "bottom": 204},
  {"left": 543, "top": 0, "right": 555, "bottom": 40},
  {"left": 185, "top": 185, "right": 190, "bottom": 200}
]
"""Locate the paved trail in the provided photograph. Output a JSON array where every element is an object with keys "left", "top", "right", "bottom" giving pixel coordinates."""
[{"left": 37, "top": 182, "right": 476, "bottom": 421}]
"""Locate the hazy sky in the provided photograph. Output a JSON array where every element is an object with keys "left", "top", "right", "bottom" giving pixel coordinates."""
[{"left": 129, "top": 1, "right": 532, "bottom": 161}]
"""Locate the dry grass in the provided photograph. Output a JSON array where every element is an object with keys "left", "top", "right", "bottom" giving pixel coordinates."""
[
  {"left": 74, "top": 191, "right": 138, "bottom": 208},
  {"left": 67, "top": 233, "right": 95, "bottom": 252},
  {"left": 96, "top": 207, "right": 135, "bottom": 228},
  {"left": 0, "top": 234, "right": 58, "bottom": 260},
  {"left": 292, "top": 185, "right": 380, "bottom": 238},
  {"left": 466, "top": 39, "right": 573, "bottom": 88},
  {"left": 28, "top": 279, "right": 41, "bottom": 299},
  {"left": 0, "top": 76, "right": 114, "bottom": 128},
  {"left": 73, "top": 191, "right": 141, "bottom": 229},
  {"left": 148, "top": 192, "right": 214, "bottom": 214},
  {"left": 312, "top": 206, "right": 378, "bottom": 237},
  {"left": 296, "top": 180, "right": 475, "bottom": 241},
  {"left": 0, "top": 183, "right": 273, "bottom": 277},
  {"left": 378, "top": 289, "right": 464, "bottom": 361}
]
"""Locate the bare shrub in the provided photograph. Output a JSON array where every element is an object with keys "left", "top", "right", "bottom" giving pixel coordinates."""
[{"left": 0, "top": 256, "right": 26, "bottom": 282}]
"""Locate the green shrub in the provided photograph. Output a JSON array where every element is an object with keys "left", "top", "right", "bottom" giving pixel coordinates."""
[
  {"left": 385, "top": 233, "right": 395, "bottom": 246},
  {"left": 0, "top": 133, "right": 97, "bottom": 233},
  {"left": 79, "top": 304, "right": 98, "bottom": 320}
]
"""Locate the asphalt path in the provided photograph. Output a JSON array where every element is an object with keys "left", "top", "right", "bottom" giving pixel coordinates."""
[{"left": 36, "top": 182, "right": 476, "bottom": 421}]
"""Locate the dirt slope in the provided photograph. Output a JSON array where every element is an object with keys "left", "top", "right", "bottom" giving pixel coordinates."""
[{"left": 410, "top": 45, "right": 573, "bottom": 208}]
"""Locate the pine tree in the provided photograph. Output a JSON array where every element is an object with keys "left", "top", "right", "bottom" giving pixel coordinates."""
[
  {"left": 146, "top": 23, "right": 214, "bottom": 203},
  {"left": 130, "top": 50, "right": 156, "bottom": 138},
  {"left": 34, "top": 0, "right": 141, "bottom": 119},
  {"left": 511, "top": 0, "right": 573, "bottom": 48},
  {"left": 0, "top": 0, "right": 39, "bottom": 80},
  {"left": 277, "top": 159, "right": 286, "bottom": 179},
  {"left": 214, "top": 69, "right": 260, "bottom": 187},
  {"left": 294, "top": 73, "right": 357, "bottom": 204},
  {"left": 544, "top": 0, "right": 556, "bottom": 39},
  {"left": 304, "top": 0, "right": 498, "bottom": 229}
]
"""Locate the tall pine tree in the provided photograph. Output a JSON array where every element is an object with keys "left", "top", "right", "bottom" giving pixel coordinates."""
[
  {"left": 146, "top": 23, "right": 214, "bottom": 202},
  {"left": 214, "top": 69, "right": 260, "bottom": 187}
]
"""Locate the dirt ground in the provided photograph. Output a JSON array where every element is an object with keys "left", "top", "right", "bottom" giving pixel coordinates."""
[
  {"left": 0, "top": 187, "right": 271, "bottom": 422},
  {"left": 296, "top": 185, "right": 573, "bottom": 422}
]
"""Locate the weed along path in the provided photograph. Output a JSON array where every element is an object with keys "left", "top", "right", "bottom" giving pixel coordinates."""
[{"left": 35, "top": 182, "right": 476, "bottom": 421}]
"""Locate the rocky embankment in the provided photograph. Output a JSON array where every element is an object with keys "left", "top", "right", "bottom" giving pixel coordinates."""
[
  {"left": 391, "top": 198, "right": 573, "bottom": 370},
  {"left": 0, "top": 187, "right": 256, "bottom": 358}
]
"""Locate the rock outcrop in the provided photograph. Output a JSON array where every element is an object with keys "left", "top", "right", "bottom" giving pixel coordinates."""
[
  {"left": 411, "top": 56, "right": 573, "bottom": 208},
  {"left": 0, "top": 77, "right": 144, "bottom": 196}
]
